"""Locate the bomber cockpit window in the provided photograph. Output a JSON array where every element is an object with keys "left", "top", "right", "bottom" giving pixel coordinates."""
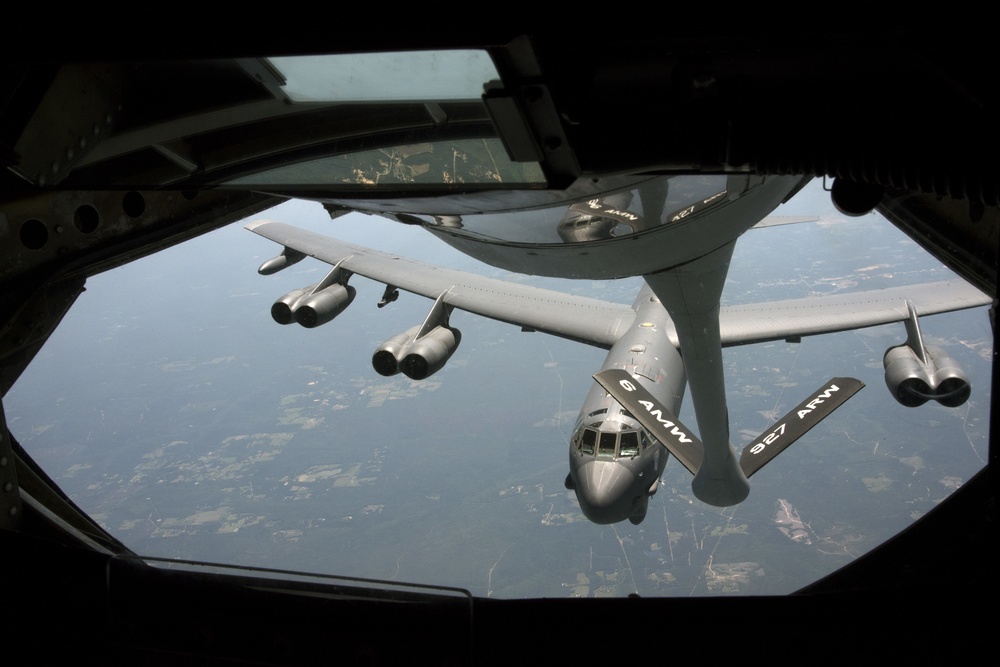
[
  {"left": 619, "top": 431, "right": 640, "bottom": 457},
  {"left": 640, "top": 431, "right": 654, "bottom": 451},
  {"left": 579, "top": 428, "right": 641, "bottom": 458},
  {"left": 598, "top": 432, "right": 617, "bottom": 457}
]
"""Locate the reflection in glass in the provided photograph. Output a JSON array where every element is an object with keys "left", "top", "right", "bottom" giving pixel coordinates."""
[
  {"left": 226, "top": 139, "right": 546, "bottom": 187},
  {"left": 420, "top": 175, "right": 729, "bottom": 245}
]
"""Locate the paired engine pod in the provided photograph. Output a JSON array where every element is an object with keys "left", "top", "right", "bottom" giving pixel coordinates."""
[
  {"left": 271, "top": 284, "right": 318, "bottom": 325},
  {"left": 883, "top": 345, "right": 932, "bottom": 407},
  {"left": 294, "top": 284, "right": 356, "bottom": 328},
  {"left": 372, "top": 326, "right": 421, "bottom": 376},
  {"left": 372, "top": 325, "right": 461, "bottom": 380},
  {"left": 925, "top": 347, "right": 971, "bottom": 407},
  {"left": 270, "top": 283, "right": 356, "bottom": 328},
  {"left": 883, "top": 344, "right": 971, "bottom": 408}
]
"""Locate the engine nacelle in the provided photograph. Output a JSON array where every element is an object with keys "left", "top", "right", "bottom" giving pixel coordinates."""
[
  {"left": 883, "top": 344, "right": 971, "bottom": 408},
  {"left": 294, "top": 284, "right": 356, "bottom": 328},
  {"left": 372, "top": 326, "right": 421, "bottom": 376},
  {"left": 883, "top": 345, "right": 931, "bottom": 407},
  {"left": 400, "top": 326, "right": 461, "bottom": 380},
  {"left": 372, "top": 325, "right": 461, "bottom": 380},
  {"left": 924, "top": 348, "right": 972, "bottom": 407},
  {"left": 271, "top": 284, "right": 318, "bottom": 325}
]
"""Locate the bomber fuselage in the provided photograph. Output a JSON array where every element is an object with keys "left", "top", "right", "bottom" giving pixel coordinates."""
[{"left": 567, "top": 284, "right": 685, "bottom": 524}]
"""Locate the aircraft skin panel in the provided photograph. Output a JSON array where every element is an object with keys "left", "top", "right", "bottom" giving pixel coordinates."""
[
  {"left": 719, "top": 280, "right": 992, "bottom": 347},
  {"left": 247, "top": 220, "right": 635, "bottom": 348}
]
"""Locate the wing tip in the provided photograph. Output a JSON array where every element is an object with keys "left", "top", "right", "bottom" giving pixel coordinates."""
[{"left": 245, "top": 219, "right": 273, "bottom": 232}]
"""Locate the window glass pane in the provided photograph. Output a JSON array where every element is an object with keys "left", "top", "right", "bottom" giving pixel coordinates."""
[
  {"left": 598, "top": 432, "right": 617, "bottom": 457},
  {"left": 271, "top": 51, "right": 500, "bottom": 102},
  {"left": 619, "top": 431, "right": 639, "bottom": 457},
  {"left": 640, "top": 431, "right": 654, "bottom": 450}
]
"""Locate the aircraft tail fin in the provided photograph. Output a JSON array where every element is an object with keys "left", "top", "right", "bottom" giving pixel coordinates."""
[{"left": 739, "top": 377, "right": 864, "bottom": 478}]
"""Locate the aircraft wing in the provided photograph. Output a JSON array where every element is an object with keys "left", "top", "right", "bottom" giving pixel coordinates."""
[
  {"left": 249, "top": 221, "right": 990, "bottom": 351},
  {"left": 246, "top": 220, "right": 635, "bottom": 348},
  {"left": 719, "top": 280, "right": 992, "bottom": 347}
]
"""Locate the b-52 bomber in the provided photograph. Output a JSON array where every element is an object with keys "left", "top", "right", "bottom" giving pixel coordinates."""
[{"left": 247, "top": 182, "right": 990, "bottom": 525}]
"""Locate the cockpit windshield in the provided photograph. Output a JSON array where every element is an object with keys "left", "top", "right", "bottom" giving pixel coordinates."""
[
  {"left": 577, "top": 424, "right": 645, "bottom": 459},
  {"left": 618, "top": 431, "right": 640, "bottom": 457}
]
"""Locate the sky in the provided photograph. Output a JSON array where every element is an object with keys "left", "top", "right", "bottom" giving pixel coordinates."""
[{"left": 5, "top": 179, "right": 993, "bottom": 598}]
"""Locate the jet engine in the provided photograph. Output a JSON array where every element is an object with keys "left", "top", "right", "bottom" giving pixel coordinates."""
[
  {"left": 294, "top": 284, "right": 356, "bottom": 328},
  {"left": 372, "top": 325, "right": 461, "bottom": 380},
  {"left": 882, "top": 301, "right": 972, "bottom": 408},
  {"left": 400, "top": 326, "right": 461, "bottom": 380},
  {"left": 268, "top": 260, "right": 355, "bottom": 327},
  {"left": 271, "top": 284, "right": 318, "bottom": 325},
  {"left": 372, "top": 326, "right": 420, "bottom": 376},
  {"left": 883, "top": 343, "right": 971, "bottom": 408},
  {"left": 270, "top": 283, "right": 356, "bottom": 327},
  {"left": 372, "top": 291, "right": 460, "bottom": 380}
]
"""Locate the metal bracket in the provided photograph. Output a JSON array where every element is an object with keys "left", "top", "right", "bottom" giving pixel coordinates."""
[
  {"left": 10, "top": 64, "right": 124, "bottom": 186},
  {"left": 0, "top": 400, "right": 22, "bottom": 530}
]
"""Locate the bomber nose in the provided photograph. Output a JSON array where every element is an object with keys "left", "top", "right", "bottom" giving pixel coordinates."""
[{"left": 573, "top": 460, "right": 636, "bottom": 524}]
